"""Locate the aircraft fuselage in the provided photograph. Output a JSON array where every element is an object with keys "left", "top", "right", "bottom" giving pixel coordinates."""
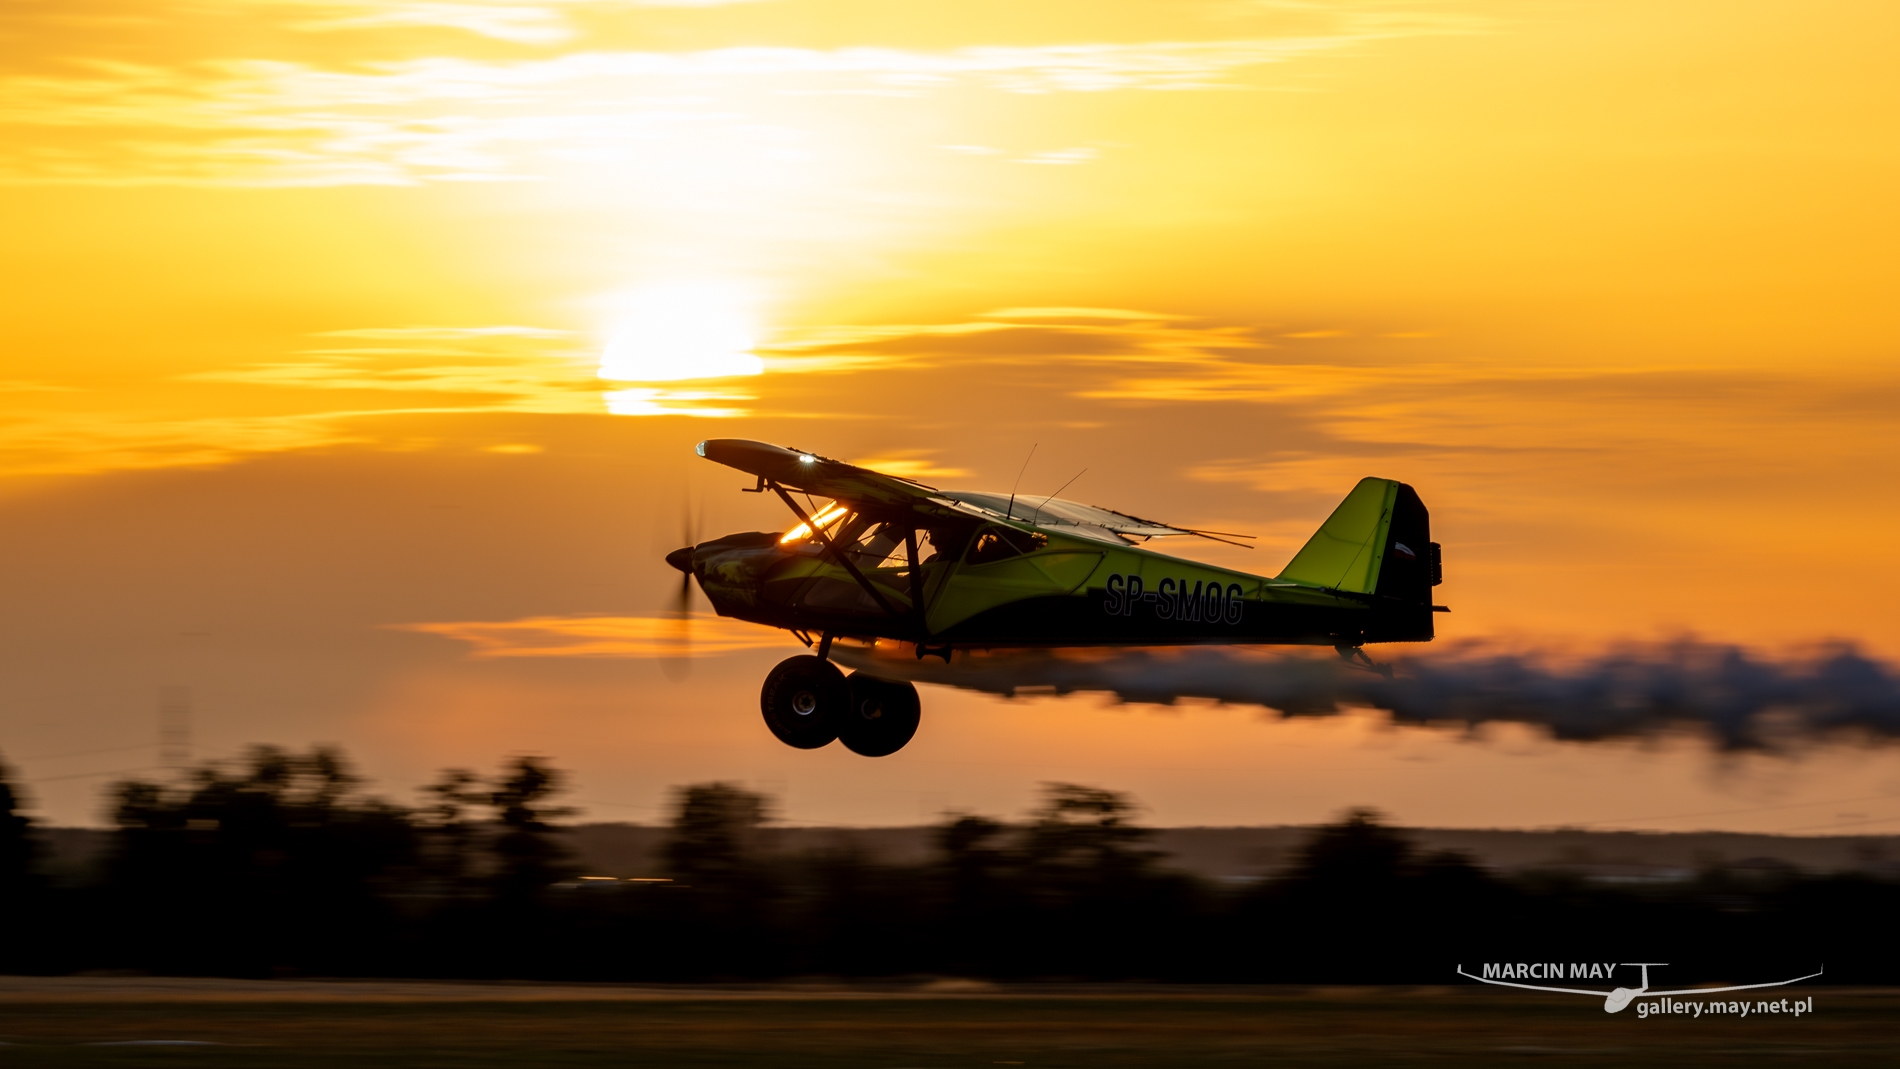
[{"left": 685, "top": 513, "right": 1433, "bottom": 651}]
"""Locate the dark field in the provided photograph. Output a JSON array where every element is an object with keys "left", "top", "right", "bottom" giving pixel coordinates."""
[{"left": 0, "top": 981, "right": 1892, "bottom": 1068}]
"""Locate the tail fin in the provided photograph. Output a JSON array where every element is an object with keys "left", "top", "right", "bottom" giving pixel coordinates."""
[{"left": 1278, "top": 478, "right": 1438, "bottom": 606}]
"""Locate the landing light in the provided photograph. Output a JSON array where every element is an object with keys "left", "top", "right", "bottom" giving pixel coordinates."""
[{"left": 798, "top": 454, "right": 815, "bottom": 464}]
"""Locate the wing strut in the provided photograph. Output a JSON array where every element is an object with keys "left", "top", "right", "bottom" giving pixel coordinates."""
[
  {"left": 1183, "top": 529, "right": 1255, "bottom": 549},
  {"left": 904, "top": 527, "right": 933, "bottom": 640},
  {"left": 767, "top": 481, "right": 908, "bottom": 623}
]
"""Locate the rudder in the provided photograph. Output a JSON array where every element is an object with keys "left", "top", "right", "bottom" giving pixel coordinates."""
[
  {"left": 1278, "top": 478, "right": 1439, "bottom": 607},
  {"left": 1277, "top": 478, "right": 1398, "bottom": 593}
]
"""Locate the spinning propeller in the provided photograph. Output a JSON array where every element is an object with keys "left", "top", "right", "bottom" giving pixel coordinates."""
[{"left": 660, "top": 497, "right": 702, "bottom": 681}]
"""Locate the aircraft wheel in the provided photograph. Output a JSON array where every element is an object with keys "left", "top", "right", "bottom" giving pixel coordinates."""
[
  {"left": 839, "top": 673, "right": 921, "bottom": 757},
  {"left": 760, "top": 655, "right": 847, "bottom": 749}
]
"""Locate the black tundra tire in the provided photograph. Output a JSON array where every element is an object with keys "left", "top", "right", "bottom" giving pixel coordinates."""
[
  {"left": 761, "top": 655, "right": 848, "bottom": 749},
  {"left": 839, "top": 672, "right": 921, "bottom": 757}
]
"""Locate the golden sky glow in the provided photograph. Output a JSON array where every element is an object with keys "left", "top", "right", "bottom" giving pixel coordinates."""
[{"left": 3, "top": 0, "right": 1899, "bottom": 828}]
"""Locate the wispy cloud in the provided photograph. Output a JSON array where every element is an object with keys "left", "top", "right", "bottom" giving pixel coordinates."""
[
  {"left": 181, "top": 324, "right": 619, "bottom": 410},
  {"left": 396, "top": 612, "right": 796, "bottom": 657},
  {"left": 0, "top": 1, "right": 1482, "bottom": 185},
  {"left": 317, "top": 325, "right": 574, "bottom": 339},
  {"left": 187, "top": 347, "right": 601, "bottom": 410},
  {"left": 1147, "top": 365, "right": 1900, "bottom": 513},
  {"left": 0, "top": 409, "right": 368, "bottom": 477},
  {"left": 602, "top": 387, "right": 754, "bottom": 418},
  {"left": 762, "top": 309, "right": 1260, "bottom": 371},
  {"left": 0, "top": 322, "right": 755, "bottom": 475},
  {"left": 1014, "top": 146, "right": 1099, "bottom": 165},
  {"left": 1076, "top": 360, "right": 1589, "bottom": 403},
  {"left": 290, "top": 0, "right": 780, "bottom": 43},
  {"left": 287, "top": 2, "right": 583, "bottom": 44},
  {"left": 195, "top": 323, "right": 765, "bottom": 418},
  {"left": 844, "top": 449, "right": 970, "bottom": 482},
  {"left": 12, "top": 307, "right": 1287, "bottom": 476},
  {"left": 0, "top": 380, "right": 81, "bottom": 393}
]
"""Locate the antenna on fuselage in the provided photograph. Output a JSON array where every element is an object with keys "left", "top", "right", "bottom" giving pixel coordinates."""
[{"left": 1005, "top": 443, "right": 1038, "bottom": 520}]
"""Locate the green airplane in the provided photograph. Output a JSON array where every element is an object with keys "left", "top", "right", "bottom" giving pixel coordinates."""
[{"left": 666, "top": 439, "right": 1444, "bottom": 757}]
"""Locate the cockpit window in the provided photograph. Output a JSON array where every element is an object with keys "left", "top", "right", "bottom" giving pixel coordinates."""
[
  {"left": 965, "top": 525, "right": 1048, "bottom": 565},
  {"left": 843, "top": 521, "right": 906, "bottom": 569},
  {"left": 918, "top": 523, "right": 972, "bottom": 566}
]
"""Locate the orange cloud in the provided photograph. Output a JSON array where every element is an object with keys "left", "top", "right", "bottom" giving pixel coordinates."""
[
  {"left": 396, "top": 612, "right": 797, "bottom": 658},
  {"left": 0, "top": 1, "right": 1483, "bottom": 185}
]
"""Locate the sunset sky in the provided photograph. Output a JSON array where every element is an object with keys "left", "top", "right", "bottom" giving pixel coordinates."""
[{"left": 4, "top": 0, "right": 1898, "bottom": 832}]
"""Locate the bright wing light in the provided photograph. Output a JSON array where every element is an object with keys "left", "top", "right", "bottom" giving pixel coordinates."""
[
  {"left": 780, "top": 503, "right": 849, "bottom": 544},
  {"left": 599, "top": 282, "right": 765, "bottom": 382}
]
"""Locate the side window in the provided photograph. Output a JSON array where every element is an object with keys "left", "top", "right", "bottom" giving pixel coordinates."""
[
  {"left": 915, "top": 527, "right": 949, "bottom": 566},
  {"left": 965, "top": 525, "right": 1048, "bottom": 565},
  {"left": 844, "top": 521, "right": 904, "bottom": 569},
  {"left": 967, "top": 530, "right": 1014, "bottom": 565},
  {"left": 919, "top": 522, "right": 977, "bottom": 566}
]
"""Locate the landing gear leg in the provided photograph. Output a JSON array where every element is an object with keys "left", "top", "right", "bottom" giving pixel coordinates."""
[{"left": 1334, "top": 644, "right": 1393, "bottom": 680}]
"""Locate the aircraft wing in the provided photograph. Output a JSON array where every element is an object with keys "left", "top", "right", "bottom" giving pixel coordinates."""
[
  {"left": 696, "top": 439, "right": 945, "bottom": 511},
  {"left": 930, "top": 491, "right": 1243, "bottom": 545},
  {"left": 696, "top": 439, "right": 1250, "bottom": 545}
]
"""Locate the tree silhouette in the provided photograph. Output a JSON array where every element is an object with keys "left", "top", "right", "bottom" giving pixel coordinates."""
[
  {"left": 0, "top": 757, "right": 44, "bottom": 972},
  {"left": 664, "top": 782, "right": 771, "bottom": 888},
  {"left": 932, "top": 813, "right": 1013, "bottom": 972},
  {"left": 1, "top": 748, "right": 1889, "bottom": 985},
  {"left": 1288, "top": 806, "right": 1413, "bottom": 885},
  {"left": 660, "top": 782, "right": 780, "bottom": 976},
  {"left": 416, "top": 767, "right": 487, "bottom": 891},
  {"left": 1023, "top": 783, "right": 1153, "bottom": 870},
  {"left": 486, "top": 756, "right": 576, "bottom": 904},
  {"left": 0, "top": 755, "right": 35, "bottom": 898},
  {"left": 103, "top": 746, "right": 416, "bottom": 975}
]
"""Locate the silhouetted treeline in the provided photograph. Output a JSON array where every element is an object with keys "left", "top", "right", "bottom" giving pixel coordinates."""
[{"left": 0, "top": 747, "right": 1895, "bottom": 983}]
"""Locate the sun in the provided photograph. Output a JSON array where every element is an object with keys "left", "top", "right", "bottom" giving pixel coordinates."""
[{"left": 598, "top": 282, "right": 765, "bottom": 383}]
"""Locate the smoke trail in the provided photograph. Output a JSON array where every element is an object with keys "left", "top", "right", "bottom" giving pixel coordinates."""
[{"left": 829, "top": 640, "right": 1900, "bottom": 751}]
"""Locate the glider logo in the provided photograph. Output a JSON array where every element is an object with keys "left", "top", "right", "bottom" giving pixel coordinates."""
[
  {"left": 1393, "top": 542, "right": 1417, "bottom": 560},
  {"left": 1102, "top": 574, "right": 1244, "bottom": 625},
  {"left": 1458, "top": 962, "right": 1823, "bottom": 1014}
]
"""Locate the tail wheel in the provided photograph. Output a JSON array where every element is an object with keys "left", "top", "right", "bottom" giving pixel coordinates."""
[
  {"left": 761, "top": 655, "right": 847, "bottom": 749},
  {"left": 840, "top": 673, "right": 921, "bottom": 757}
]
